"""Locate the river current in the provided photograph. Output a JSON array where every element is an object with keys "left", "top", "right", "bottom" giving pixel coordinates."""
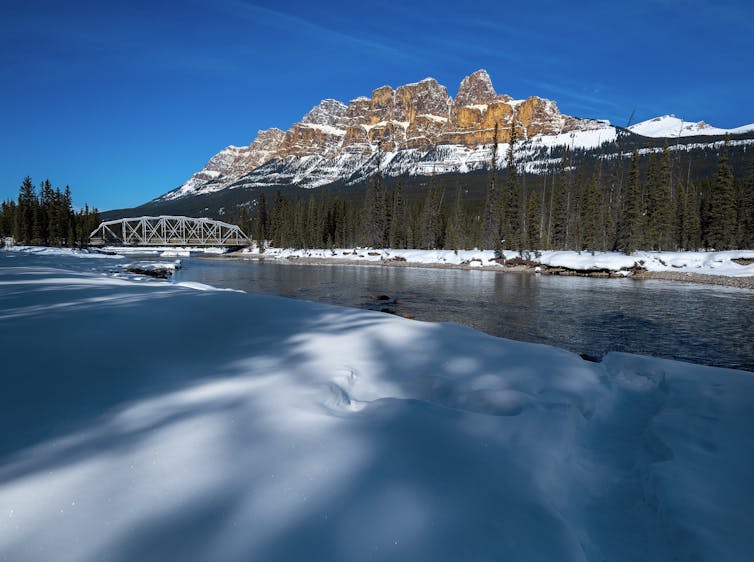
[{"left": 169, "top": 257, "right": 754, "bottom": 372}]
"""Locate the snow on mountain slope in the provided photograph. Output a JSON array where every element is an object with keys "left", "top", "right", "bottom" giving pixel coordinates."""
[
  {"left": 154, "top": 71, "right": 754, "bottom": 205},
  {"left": 200, "top": 124, "right": 620, "bottom": 192},
  {"left": 1, "top": 251, "right": 754, "bottom": 562},
  {"left": 157, "top": 70, "right": 614, "bottom": 201},
  {"left": 629, "top": 114, "right": 754, "bottom": 138}
]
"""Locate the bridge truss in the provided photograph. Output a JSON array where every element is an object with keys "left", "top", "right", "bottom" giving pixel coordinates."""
[{"left": 89, "top": 216, "right": 251, "bottom": 247}]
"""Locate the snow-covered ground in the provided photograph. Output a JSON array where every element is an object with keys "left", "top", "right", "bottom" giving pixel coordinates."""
[
  {"left": 1, "top": 249, "right": 753, "bottom": 561},
  {"left": 245, "top": 246, "right": 754, "bottom": 277},
  {"left": 102, "top": 245, "right": 229, "bottom": 257}
]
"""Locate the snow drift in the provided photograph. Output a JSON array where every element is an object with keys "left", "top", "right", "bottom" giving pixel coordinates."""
[{"left": 1, "top": 251, "right": 753, "bottom": 561}]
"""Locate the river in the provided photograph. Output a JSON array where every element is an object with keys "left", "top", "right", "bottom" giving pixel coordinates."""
[{"left": 172, "top": 257, "right": 754, "bottom": 372}]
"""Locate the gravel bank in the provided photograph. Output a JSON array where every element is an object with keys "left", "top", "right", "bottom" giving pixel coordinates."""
[{"left": 634, "top": 270, "right": 754, "bottom": 289}]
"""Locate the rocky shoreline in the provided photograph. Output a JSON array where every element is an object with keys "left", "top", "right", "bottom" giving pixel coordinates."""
[
  {"left": 632, "top": 270, "right": 754, "bottom": 289},
  {"left": 229, "top": 253, "right": 754, "bottom": 289}
]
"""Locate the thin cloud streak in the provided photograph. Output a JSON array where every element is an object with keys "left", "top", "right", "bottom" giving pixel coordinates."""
[
  {"left": 223, "top": 0, "right": 420, "bottom": 61},
  {"left": 524, "top": 80, "right": 622, "bottom": 110}
]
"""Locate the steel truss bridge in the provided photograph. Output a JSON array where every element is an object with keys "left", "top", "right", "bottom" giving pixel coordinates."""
[{"left": 89, "top": 216, "right": 250, "bottom": 247}]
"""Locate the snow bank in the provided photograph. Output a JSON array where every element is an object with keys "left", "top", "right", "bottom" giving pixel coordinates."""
[
  {"left": 245, "top": 246, "right": 754, "bottom": 278},
  {"left": 102, "top": 246, "right": 229, "bottom": 256},
  {"left": 2, "top": 245, "right": 124, "bottom": 259},
  {"left": 248, "top": 246, "right": 500, "bottom": 266},
  {"left": 1, "top": 253, "right": 753, "bottom": 561}
]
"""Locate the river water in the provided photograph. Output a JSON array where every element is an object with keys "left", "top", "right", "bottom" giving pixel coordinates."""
[{"left": 173, "top": 257, "right": 754, "bottom": 372}]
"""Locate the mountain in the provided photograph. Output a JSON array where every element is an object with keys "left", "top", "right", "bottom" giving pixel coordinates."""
[
  {"left": 157, "top": 70, "right": 612, "bottom": 201},
  {"left": 106, "top": 70, "right": 754, "bottom": 219},
  {"left": 627, "top": 115, "right": 754, "bottom": 138}
]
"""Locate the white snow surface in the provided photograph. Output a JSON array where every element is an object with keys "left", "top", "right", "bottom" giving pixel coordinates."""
[
  {"left": 3, "top": 246, "right": 125, "bottom": 259},
  {"left": 245, "top": 246, "right": 754, "bottom": 277},
  {"left": 1, "top": 251, "right": 754, "bottom": 562},
  {"left": 102, "top": 246, "right": 229, "bottom": 257},
  {"left": 629, "top": 115, "right": 754, "bottom": 138}
]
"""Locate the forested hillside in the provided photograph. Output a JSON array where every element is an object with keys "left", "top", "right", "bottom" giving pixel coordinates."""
[{"left": 228, "top": 140, "right": 753, "bottom": 252}]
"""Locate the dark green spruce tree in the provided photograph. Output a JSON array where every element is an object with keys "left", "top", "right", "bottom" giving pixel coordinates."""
[
  {"left": 254, "top": 192, "right": 268, "bottom": 244},
  {"left": 445, "top": 185, "right": 466, "bottom": 250},
  {"left": 419, "top": 181, "right": 445, "bottom": 250},
  {"left": 361, "top": 145, "right": 385, "bottom": 247},
  {"left": 706, "top": 138, "right": 737, "bottom": 249},
  {"left": 482, "top": 123, "right": 500, "bottom": 250},
  {"left": 525, "top": 187, "right": 542, "bottom": 250},
  {"left": 616, "top": 149, "right": 642, "bottom": 254},
  {"left": 736, "top": 170, "right": 754, "bottom": 248},
  {"left": 502, "top": 124, "right": 521, "bottom": 251},
  {"left": 388, "top": 182, "right": 408, "bottom": 248},
  {"left": 580, "top": 167, "right": 602, "bottom": 252},
  {"left": 16, "top": 176, "right": 37, "bottom": 244}
]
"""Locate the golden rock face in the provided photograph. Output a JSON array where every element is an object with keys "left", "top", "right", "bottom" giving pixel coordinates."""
[{"left": 255, "top": 70, "right": 592, "bottom": 163}]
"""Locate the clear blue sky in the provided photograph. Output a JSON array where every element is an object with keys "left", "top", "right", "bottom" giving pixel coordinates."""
[{"left": 2, "top": 0, "right": 752, "bottom": 211}]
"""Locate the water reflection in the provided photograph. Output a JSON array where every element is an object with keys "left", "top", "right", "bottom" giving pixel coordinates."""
[{"left": 174, "top": 258, "right": 754, "bottom": 371}]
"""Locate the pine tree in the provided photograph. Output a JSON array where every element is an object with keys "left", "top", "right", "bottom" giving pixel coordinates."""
[
  {"left": 445, "top": 185, "right": 465, "bottom": 250},
  {"left": 16, "top": 176, "right": 36, "bottom": 244},
  {"left": 604, "top": 157, "right": 622, "bottom": 250},
  {"left": 656, "top": 144, "right": 677, "bottom": 250},
  {"left": 238, "top": 207, "right": 251, "bottom": 241},
  {"left": 39, "top": 179, "right": 54, "bottom": 245},
  {"left": 567, "top": 169, "right": 584, "bottom": 249},
  {"left": 304, "top": 198, "right": 316, "bottom": 248},
  {"left": 482, "top": 123, "right": 500, "bottom": 250},
  {"left": 0, "top": 201, "right": 16, "bottom": 239},
  {"left": 526, "top": 187, "right": 542, "bottom": 250},
  {"left": 388, "top": 182, "right": 408, "bottom": 248},
  {"left": 419, "top": 182, "right": 444, "bottom": 249},
  {"left": 550, "top": 150, "right": 569, "bottom": 249},
  {"left": 55, "top": 186, "right": 74, "bottom": 246},
  {"left": 616, "top": 149, "right": 642, "bottom": 254},
  {"left": 644, "top": 145, "right": 677, "bottom": 250},
  {"left": 706, "top": 138, "right": 737, "bottom": 250},
  {"left": 361, "top": 146, "right": 385, "bottom": 247},
  {"left": 332, "top": 196, "right": 347, "bottom": 247},
  {"left": 581, "top": 167, "right": 602, "bottom": 251},
  {"left": 685, "top": 180, "right": 702, "bottom": 249},
  {"left": 502, "top": 125, "right": 521, "bottom": 251},
  {"left": 381, "top": 187, "right": 393, "bottom": 247},
  {"left": 254, "top": 192, "right": 268, "bottom": 244},
  {"left": 292, "top": 199, "right": 306, "bottom": 248},
  {"left": 643, "top": 152, "right": 660, "bottom": 248},
  {"left": 736, "top": 169, "right": 754, "bottom": 249},
  {"left": 269, "top": 191, "right": 291, "bottom": 247},
  {"left": 538, "top": 176, "right": 548, "bottom": 250}
]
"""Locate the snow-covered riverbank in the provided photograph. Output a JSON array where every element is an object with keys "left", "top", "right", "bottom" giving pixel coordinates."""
[
  {"left": 243, "top": 246, "right": 754, "bottom": 279},
  {"left": 1, "top": 250, "right": 753, "bottom": 561}
]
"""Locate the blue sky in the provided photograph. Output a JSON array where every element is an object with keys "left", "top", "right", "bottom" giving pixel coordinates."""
[{"left": 2, "top": 0, "right": 752, "bottom": 210}]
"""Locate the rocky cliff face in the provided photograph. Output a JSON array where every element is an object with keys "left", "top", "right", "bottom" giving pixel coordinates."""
[{"left": 162, "top": 70, "right": 608, "bottom": 200}]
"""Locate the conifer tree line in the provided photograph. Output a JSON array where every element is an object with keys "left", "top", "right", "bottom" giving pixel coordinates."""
[
  {"left": 0, "top": 177, "right": 102, "bottom": 247},
  {"left": 233, "top": 138, "right": 753, "bottom": 253}
]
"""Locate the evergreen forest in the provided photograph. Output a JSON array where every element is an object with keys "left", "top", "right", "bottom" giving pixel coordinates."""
[
  {"left": 0, "top": 177, "right": 102, "bottom": 247},
  {"left": 232, "top": 141, "right": 754, "bottom": 253},
  {"left": 4, "top": 139, "right": 752, "bottom": 253}
]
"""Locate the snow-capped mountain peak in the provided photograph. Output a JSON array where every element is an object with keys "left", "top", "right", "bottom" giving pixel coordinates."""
[
  {"left": 628, "top": 114, "right": 754, "bottom": 138},
  {"left": 156, "top": 74, "right": 753, "bottom": 203}
]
